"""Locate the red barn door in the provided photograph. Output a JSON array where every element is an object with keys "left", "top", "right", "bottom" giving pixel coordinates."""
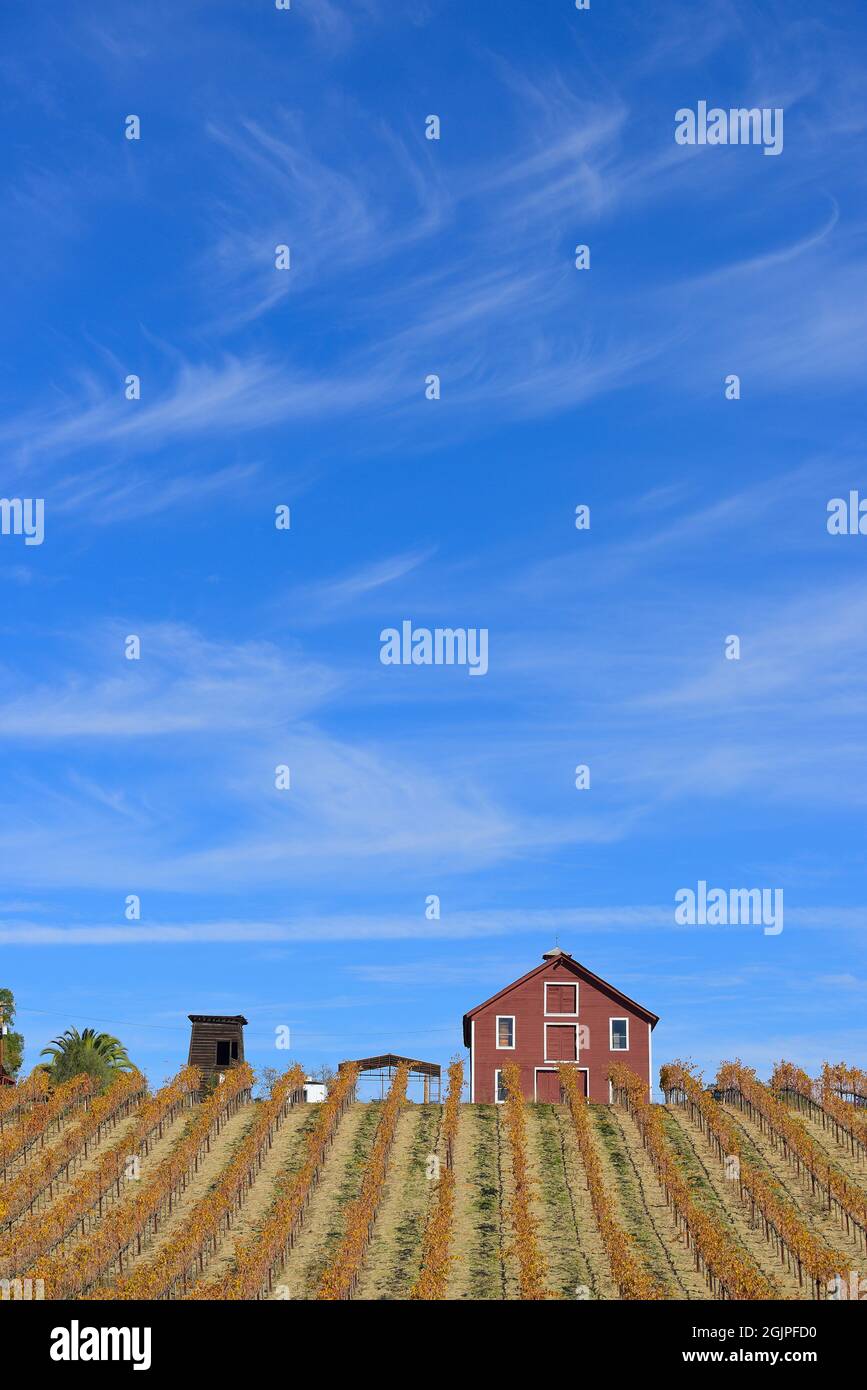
[
  {"left": 545, "top": 1024, "right": 577, "bottom": 1061},
  {"left": 536, "top": 1069, "right": 561, "bottom": 1102},
  {"left": 536, "top": 1068, "right": 587, "bottom": 1101},
  {"left": 546, "top": 983, "right": 577, "bottom": 1014}
]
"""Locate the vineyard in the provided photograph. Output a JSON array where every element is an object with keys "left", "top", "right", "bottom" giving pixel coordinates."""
[{"left": 3, "top": 1057, "right": 866, "bottom": 1301}]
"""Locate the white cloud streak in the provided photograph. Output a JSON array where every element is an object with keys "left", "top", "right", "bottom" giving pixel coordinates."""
[{"left": 1, "top": 903, "right": 862, "bottom": 947}]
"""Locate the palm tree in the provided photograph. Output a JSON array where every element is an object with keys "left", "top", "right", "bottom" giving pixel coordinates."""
[{"left": 40, "top": 1027, "right": 133, "bottom": 1085}]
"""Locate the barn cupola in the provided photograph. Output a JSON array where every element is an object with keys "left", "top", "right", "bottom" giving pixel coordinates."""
[{"left": 542, "top": 947, "right": 573, "bottom": 961}]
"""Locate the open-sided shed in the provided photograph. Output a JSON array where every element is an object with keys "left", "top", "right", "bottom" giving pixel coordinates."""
[{"left": 338, "top": 1053, "right": 442, "bottom": 1101}]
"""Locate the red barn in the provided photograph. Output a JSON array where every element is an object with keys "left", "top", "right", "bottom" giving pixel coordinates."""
[{"left": 462, "top": 947, "right": 658, "bottom": 1104}]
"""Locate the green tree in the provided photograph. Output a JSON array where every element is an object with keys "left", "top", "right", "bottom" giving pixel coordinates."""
[
  {"left": 0, "top": 988, "right": 24, "bottom": 1078},
  {"left": 40, "top": 1028, "right": 134, "bottom": 1087}
]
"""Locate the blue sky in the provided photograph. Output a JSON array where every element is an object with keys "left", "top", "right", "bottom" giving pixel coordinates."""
[{"left": 2, "top": 0, "right": 867, "bottom": 1095}]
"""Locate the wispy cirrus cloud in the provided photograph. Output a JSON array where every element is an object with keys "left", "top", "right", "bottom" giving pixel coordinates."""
[
  {"left": 14, "top": 39, "right": 841, "bottom": 500},
  {"left": 0, "top": 621, "right": 617, "bottom": 893},
  {"left": 50, "top": 460, "right": 261, "bottom": 521},
  {"left": 199, "top": 111, "right": 450, "bottom": 329},
  {"left": 2, "top": 902, "right": 864, "bottom": 948},
  {"left": 643, "top": 581, "right": 867, "bottom": 716},
  {"left": 282, "top": 547, "right": 436, "bottom": 624},
  {"left": 0, "top": 353, "right": 386, "bottom": 472},
  {"left": 0, "top": 623, "right": 337, "bottom": 737}
]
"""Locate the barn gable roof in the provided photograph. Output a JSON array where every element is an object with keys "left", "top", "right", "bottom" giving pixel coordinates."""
[{"left": 461, "top": 950, "right": 659, "bottom": 1046}]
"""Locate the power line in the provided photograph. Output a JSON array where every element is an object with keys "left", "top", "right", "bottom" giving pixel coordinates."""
[
  {"left": 14, "top": 1007, "right": 186, "bottom": 1033},
  {"left": 13, "top": 1005, "right": 460, "bottom": 1046}
]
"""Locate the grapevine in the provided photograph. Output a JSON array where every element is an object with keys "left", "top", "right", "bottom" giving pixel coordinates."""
[
  {"left": 0, "top": 1070, "right": 145, "bottom": 1230},
  {"left": 611, "top": 1062, "right": 775, "bottom": 1300},
  {"left": 317, "top": 1063, "right": 408, "bottom": 1300},
  {"left": 103, "top": 1065, "right": 305, "bottom": 1299},
  {"left": 0, "top": 1070, "right": 50, "bottom": 1128},
  {"left": 663, "top": 1060, "right": 848, "bottom": 1294},
  {"left": 0, "top": 1074, "right": 93, "bottom": 1178},
  {"left": 410, "top": 1060, "right": 463, "bottom": 1300},
  {"left": 188, "top": 1062, "right": 359, "bottom": 1300},
  {"left": 29, "top": 1064, "right": 252, "bottom": 1298},
  {"left": 0, "top": 1067, "right": 196, "bottom": 1273},
  {"left": 717, "top": 1059, "right": 867, "bottom": 1253},
  {"left": 498, "top": 1064, "right": 550, "bottom": 1299},
  {"left": 770, "top": 1060, "right": 867, "bottom": 1160},
  {"left": 822, "top": 1061, "right": 867, "bottom": 1103},
  {"left": 771, "top": 1060, "right": 814, "bottom": 1101},
  {"left": 819, "top": 1063, "right": 867, "bottom": 1151},
  {"left": 559, "top": 1064, "right": 661, "bottom": 1299}
]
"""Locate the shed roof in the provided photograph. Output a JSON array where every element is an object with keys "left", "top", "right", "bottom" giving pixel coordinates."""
[
  {"left": 188, "top": 1014, "right": 249, "bottom": 1025},
  {"left": 338, "top": 1053, "right": 441, "bottom": 1078},
  {"left": 462, "top": 951, "right": 658, "bottom": 1046}
]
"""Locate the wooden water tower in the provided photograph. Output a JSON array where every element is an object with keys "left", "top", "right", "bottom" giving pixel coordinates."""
[{"left": 187, "top": 1014, "right": 248, "bottom": 1081}]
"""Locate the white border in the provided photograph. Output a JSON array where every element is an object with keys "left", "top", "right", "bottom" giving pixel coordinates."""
[
  {"left": 494, "top": 1067, "right": 506, "bottom": 1104},
  {"left": 544, "top": 979, "right": 578, "bottom": 1017},
  {"left": 495, "top": 1014, "right": 516, "bottom": 1049}
]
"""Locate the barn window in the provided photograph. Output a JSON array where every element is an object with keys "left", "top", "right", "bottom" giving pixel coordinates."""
[
  {"left": 496, "top": 1016, "right": 515, "bottom": 1049},
  {"left": 545, "top": 1024, "right": 578, "bottom": 1062},
  {"left": 610, "top": 1018, "right": 629, "bottom": 1051},
  {"left": 494, "top": 1069, "right": 507, "bottom": 1104},
  {"left": 545, "top": 982, "right": 577, "bottom": 1015},
  {"left": 215, "top": 1039, "right": 238, "bottom": 1065}
]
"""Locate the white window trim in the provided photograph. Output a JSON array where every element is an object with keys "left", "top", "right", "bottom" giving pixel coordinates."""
[
  {"left": 495, "top": 1014, "right": 515, "bottom": 1050},
  {"left": 609, "top": 1017, "right": 629, "bottom": 1051},
  {"left": 544, "top": 979, "right": 579, "bottom": 1018},
  {"left": 534, "top": 1066, "right": 589, "bottom": 1101},
  {"left": 544, "top": 1022, "right": 580, "bottom": 1064},
  {"left": 494, "top": 1067, "right": 507, "bottom": 1104}
]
